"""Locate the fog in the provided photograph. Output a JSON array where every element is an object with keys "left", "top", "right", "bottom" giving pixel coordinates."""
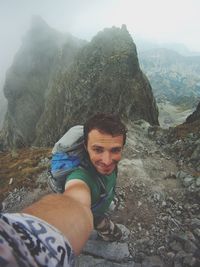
[{"left": 0, "top": 0, "right": 200, "bottom": 92}]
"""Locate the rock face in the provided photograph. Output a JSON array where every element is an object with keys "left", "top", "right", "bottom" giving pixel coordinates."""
[
  {"left": 0, "top": 83, "right": 7, "bottom": 130},
  {"left": 1, "top": 16, "right": 85, "bottom": 148},
  {"left": 36, "top": 26, "right": 159, "bottom": 146},
  {"left": 148, "top": 99, "right": 200, "bottom": 172},
  {"left": 1, "top": 21, "right": 159, "bottom": 149},
  {"left": 185, "top": 101, "right": 200, "bottom": 123}
]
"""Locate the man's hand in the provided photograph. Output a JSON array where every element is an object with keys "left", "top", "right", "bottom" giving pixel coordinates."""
[{"left": 64, "top": 179, "right": 91, "bottom": 207}]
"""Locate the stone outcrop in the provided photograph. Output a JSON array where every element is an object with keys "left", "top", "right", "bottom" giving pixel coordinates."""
[
  {"left": 0, "top": 82, "right": 7, "bottom": 130},
  {"left": 36, "top": 26, "right": 159, "bottom": 146},
  {"left": 185, "top": 101, "right": 200, "bottom": 123},
  {"left": 1, "top": 21, "right": 159, "bottom": 149}
]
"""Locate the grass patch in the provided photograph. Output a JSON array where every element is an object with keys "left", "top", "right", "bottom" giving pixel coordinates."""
[{"left": 0, "top": 147, "right": 51, "bottom": 203}]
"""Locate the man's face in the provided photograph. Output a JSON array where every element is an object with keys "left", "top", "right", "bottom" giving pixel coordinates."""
[{"left": 86, "top": 129, "right": 124, "bottom": 175}]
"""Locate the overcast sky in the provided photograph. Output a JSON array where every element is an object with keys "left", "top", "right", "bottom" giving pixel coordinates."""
[{"left": 0, "top": 0, "right": 200, "bottom": 82}]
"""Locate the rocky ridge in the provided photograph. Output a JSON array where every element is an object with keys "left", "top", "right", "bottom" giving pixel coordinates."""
[
  {"left": 1, "top": 16, "right": 85, "bottom": 148},
  {"left": 1, "top": 121, "right": 199, "bottom": 266},
  {"left": 1, "top": 20, "right": 159, "bottom": 149},
  {"left": 186, "top": 102, "right": 200, "bottom": 124},
  {"left": 35, "top": 25, "right": 159, "bottom": 147},
  {"left": 149, "top": 100, "right": 200, "bottom": 173}
]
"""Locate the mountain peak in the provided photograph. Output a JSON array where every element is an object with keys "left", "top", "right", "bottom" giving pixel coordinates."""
[
  {"left": 30, "top": 15, "right": 50, "bottom": 31},
  {"left": 1, "top": 22, "right": 159, "bottom": 148}
]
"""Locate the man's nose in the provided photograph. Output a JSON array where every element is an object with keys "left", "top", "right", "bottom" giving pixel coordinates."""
[{"left": 102, "top": 151, "right": 112, "bottom": 165}]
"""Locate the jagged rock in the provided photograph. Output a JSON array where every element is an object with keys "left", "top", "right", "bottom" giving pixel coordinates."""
[
  {"left": 117, "top": 224, "right": 131, "bottom": 241},
  {"left": 150, "top": 103, "right": 200, "bottom": 170},
  {"left": 0, "top": 16, "right": 85, "bottom": 148},
  {"left": 193, "top": 228, "right": 200, "bottom": 238},
  {"left": 190, "top": 218, "right": 200, "bottom": 229},
  {"left": 186, "top": 102, "right": 200, "bottom": 124},
  {"left": 141, "top": 256, "right": 164, "bottom": 267},
  {"left": 184, "top": 240, "right": 198, "bottom": 254},
  {"left": 174, "top": 251, "right": 198, "bottom": 267},
  {"left": 0, "top": 21, "right": 159, "bottom": 148},
  {"left": 36, "top": 26, "right": 159, "bottom": 146},
  {"left": 182, "top": 176, "right": 195, "bottom": 187},
  {"left": 176, "top": 171, "right": 200, "bottom": 198},
  {"left": 183, "top": 255, "right": 197, "bottom": 267},
  {"left": 82, "top": 240, "right": 130, "bottom": 262},
  {"left": 169, "top": 241, "right": 183, "bottom": 252},
  {"left": 174, "top": 263, "right": 182, "bottom": 267},
  {"left": 174, "top": 250, "right": 187, "bottom": 263},
  {"left": 176, "top": 170, "right": 188, "bottom": 180},
  {"left": 75, "top": 255, "right": 136, "bottom": 267},
  {"left": 196, "top": 177, "right": 200, "bottom": 187},
  {"left": 75, "top": 255, "right": 105, "bottom": 267}
]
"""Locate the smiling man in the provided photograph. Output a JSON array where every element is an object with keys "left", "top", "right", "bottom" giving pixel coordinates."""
[{"left": 64, "top": 113, "right": 127, "bottom": 241}]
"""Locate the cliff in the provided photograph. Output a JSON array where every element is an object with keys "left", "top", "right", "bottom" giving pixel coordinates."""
[
  {"left": 36, "top": 25, "right": 159, "bottom": 146},
  {"left": 185, "top": 101, "right": 200, "bottom": 123},
  {"left": 1, "top": 16, "right": 85, "bottom": 148},
  {"left": 1, "top": 21, "right": 159, "bottom": 149}
]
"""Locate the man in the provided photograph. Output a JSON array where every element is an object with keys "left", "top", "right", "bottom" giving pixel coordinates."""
[
  {"left": 64, "top": 113, "right": 127, "bottom": 241},
  {"left": 0, "top": 193, "right": 93, "bottom": 266}
]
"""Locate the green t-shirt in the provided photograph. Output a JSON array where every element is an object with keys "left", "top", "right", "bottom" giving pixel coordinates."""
[{"left": 66, "top": 167, "right": 117, "bottom": 216}]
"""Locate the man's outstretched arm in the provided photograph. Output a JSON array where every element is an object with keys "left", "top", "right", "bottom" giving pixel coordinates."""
[{"left": 23, "top": 186, "right": 93, "bottom": 255}]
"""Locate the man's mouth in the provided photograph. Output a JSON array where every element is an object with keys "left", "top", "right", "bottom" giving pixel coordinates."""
[{"left": 96, "top": 163, "right": 115, "bottom": 173}]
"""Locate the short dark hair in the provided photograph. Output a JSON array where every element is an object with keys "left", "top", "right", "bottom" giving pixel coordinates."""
[{"left": 84, "top": 113, "right": 127, "bottom": 146}]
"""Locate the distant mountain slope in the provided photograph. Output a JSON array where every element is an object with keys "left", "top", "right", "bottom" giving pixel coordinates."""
[
  {"left": 135, "top": 38, "right": 200, "bottom": 57},
  {"left": 139, "top": 48, "right": 200, "bottom": 108}
]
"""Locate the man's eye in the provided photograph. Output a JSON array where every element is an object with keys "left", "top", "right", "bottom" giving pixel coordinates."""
[
  {"left": 93, "top": 148, "right": 103, "bottom": 153},
  {"left": 111, "top": 147, "right": 122, "bottom": 154}
]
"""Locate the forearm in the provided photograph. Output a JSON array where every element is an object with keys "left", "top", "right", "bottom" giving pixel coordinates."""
[{"left": 22, "top": 194, "right": 93, "bottom": 255}]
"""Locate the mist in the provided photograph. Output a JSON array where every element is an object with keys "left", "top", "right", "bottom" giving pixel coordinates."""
[{"left": 0, "top": 0, "right": 200, "bottom": 113}]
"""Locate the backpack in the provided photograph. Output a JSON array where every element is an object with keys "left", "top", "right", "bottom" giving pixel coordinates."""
[
  {"left": 48, "top": 125, "right": 85, "bottom": 193},
  {"left": 48, "top": 125, "right": 108, "bottom": 212}
]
